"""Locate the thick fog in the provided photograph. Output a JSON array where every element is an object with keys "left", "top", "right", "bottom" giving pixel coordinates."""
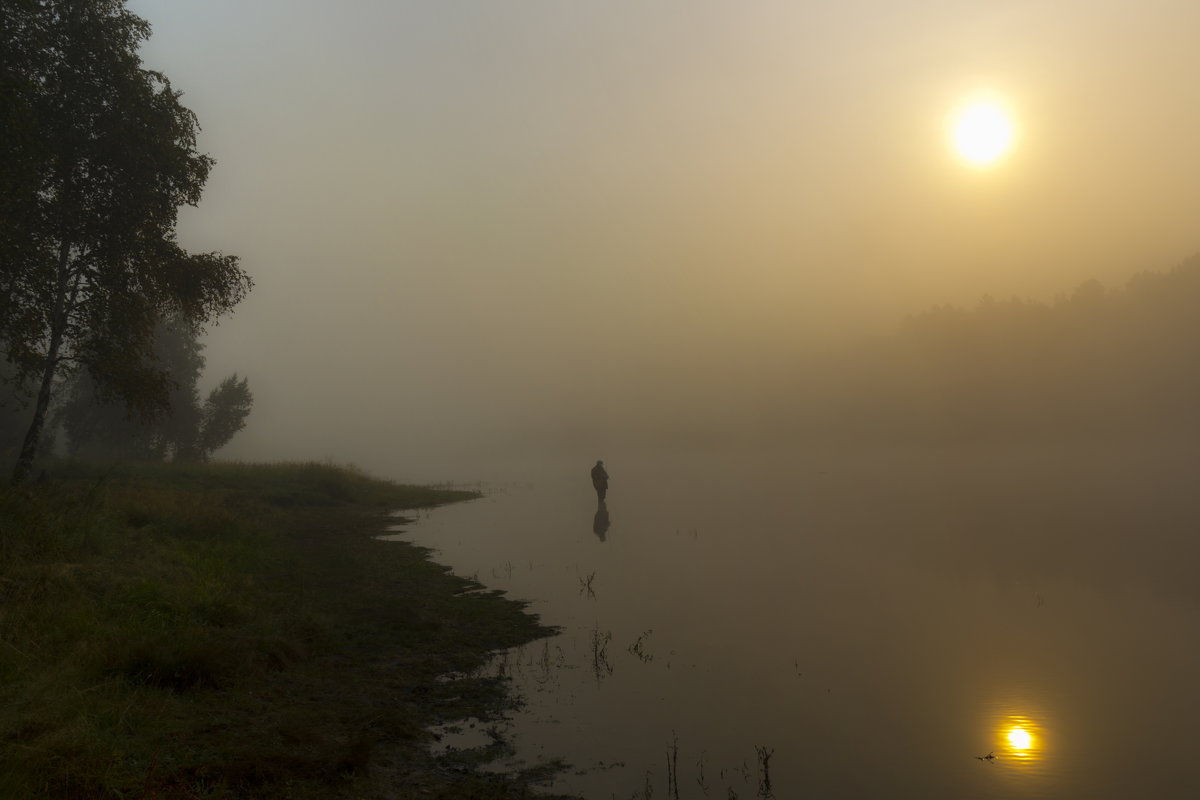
[{"left": 126, "top": 0, "right": 1200, "bottom": 481}]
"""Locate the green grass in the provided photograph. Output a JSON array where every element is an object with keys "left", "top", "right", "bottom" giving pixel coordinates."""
[
  {"left": 0, "top": 459, "right": 572, "bottom": 799},
  {"left": 44, "top": 458, "right": 478, "bottom": 509}
]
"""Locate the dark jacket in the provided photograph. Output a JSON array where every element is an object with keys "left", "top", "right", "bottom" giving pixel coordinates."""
[{"left": 591, "top": 463, "right": 608, "bottom": 490}]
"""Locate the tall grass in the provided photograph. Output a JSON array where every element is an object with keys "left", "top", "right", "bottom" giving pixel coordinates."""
[
  {"left": 0, "top": 459, "right": 485, "bottom": 798},
  {"left": 46, "top": 458, "right": 477, "bottom": 509}
]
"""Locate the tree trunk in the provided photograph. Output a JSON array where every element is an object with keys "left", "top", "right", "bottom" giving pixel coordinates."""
[
  {"left": 11, "top": 353, "right": 59, "bottom": 485},
  {"left": 11, "top": 237, "right": 72, "bottom": 486}
]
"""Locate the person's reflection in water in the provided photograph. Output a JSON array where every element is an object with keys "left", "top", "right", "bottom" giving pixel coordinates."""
[{"left": 593, "top": 500, "right": 610, "bottom": 542}]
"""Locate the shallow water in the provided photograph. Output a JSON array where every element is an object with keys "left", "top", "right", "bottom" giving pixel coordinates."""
[{"left": 388, "top": 444, "right": 1200, "bottom": 798}]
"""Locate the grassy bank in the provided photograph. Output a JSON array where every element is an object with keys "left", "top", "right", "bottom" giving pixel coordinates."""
[{"left": 0, "top": 460, "right": 571, "bottom": 798}]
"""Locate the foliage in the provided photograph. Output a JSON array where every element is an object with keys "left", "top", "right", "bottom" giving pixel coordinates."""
[
  {"left": 58, "top": 317, "right": 252, "bottom": 461},
  {"left": 199, "top": 373, "right": 253, "bottom": 459},
  {"left": 0, "top": 0, "right": 250, "bottom": 483}
]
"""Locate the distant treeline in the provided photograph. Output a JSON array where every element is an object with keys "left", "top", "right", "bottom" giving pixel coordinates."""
[{"left": 791, "top": 255, "right": 1200, "bottom": 444}]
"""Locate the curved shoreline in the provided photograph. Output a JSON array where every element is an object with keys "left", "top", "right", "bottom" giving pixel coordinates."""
[{"left": 0, "top": 460, "right": 578, "bottom": 798}]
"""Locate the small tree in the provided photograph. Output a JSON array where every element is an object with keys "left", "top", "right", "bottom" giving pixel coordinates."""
[
  {"left": 198, "top": 374, "right": 252, "bottom": 460},
  {"left": 153, "top": 318, "right": 205, "bottom": 460},
  {"left": 56, "top": 315, "right": 226, "bottom": 461},
  {"left": 1, "top": 0, "right": 251, "bottom": 483}
]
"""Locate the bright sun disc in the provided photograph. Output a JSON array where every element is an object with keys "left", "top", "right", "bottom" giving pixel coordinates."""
[{"left": 952, "top": 101, "right": 1014, "bottom": 166}]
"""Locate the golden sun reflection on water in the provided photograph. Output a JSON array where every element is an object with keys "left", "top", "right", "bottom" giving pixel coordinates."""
[
  {"left": 997, "top": 716, "right": 1044, "bottom": 765},
  {"left": 1007, "top": 726, "right": 1033, "bottom": 750}
]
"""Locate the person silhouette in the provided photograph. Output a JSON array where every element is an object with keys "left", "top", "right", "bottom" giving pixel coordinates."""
[{"left": 590, "top": 459, "right": 609, "bottom": 502}]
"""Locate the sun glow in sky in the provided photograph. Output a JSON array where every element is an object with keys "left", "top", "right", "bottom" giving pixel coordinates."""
[
  {"left": 122, "top": 0, "right": 1200, "bottom": 477},
  {"left": 951, "top": 98, "right": 1016, "bottom": 166}
]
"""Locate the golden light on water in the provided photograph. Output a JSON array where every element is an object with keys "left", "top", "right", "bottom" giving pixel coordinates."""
[
  {"left": 996, "top": 716, "right": 1044, "bottom": 765},
  {"left": 1007, "top": 726, "right": 1033, "bottom": 751}
]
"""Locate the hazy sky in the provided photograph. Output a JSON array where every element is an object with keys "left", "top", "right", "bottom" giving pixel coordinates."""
[{"left": 125, "top": 0, "right": 1200, "bottom": 479}]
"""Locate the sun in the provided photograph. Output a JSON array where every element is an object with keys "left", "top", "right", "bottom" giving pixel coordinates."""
[{"left": 950, "top": 99, "right": 1015, "bottom": 166}]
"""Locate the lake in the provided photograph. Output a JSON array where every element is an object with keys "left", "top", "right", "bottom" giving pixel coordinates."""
[{"left": 387, "top": 442, "right": 1200, "bottom": 798}]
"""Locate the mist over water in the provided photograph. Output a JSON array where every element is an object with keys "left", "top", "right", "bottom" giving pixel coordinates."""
[{"left": 392, "top": 442, "right": 1200, "bottom": 798}]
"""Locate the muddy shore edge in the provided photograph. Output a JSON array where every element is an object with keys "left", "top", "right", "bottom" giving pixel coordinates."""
[{"left": 0, "top": 460, "right": 578, "bottom": 799}]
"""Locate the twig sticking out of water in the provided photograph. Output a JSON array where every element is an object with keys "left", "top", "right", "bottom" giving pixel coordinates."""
[
  {"left": 755, "top": 746, "right": 774, "bottom": 799},
  {"left": 666, "top": 731, "right": 680, "bottom": 800},
  {"left": 628, "top": 629, "right": 655, "bottom": 663},
  {"left": 579, "top": 570, "right": 597, "bottom": 599}
]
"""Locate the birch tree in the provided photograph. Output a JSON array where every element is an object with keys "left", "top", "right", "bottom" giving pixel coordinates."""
[{"left": 0, "top": 0, "right": 250, "bottom": 483}]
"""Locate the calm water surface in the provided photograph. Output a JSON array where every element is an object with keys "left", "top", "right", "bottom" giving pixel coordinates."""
[{"left": 388, "top": 445, "right": 1200, "bottom": 798}]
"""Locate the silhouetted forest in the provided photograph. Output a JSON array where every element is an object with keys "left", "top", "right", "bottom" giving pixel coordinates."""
[
  {"left": 56, "top": 317, "right": 252, "bottom": 462},
  {"left": 787, "top": 255, "right": 1200, "bottom": 445},
  {"left": 0, "top": 319, "right": 252, "bottom": 465}
]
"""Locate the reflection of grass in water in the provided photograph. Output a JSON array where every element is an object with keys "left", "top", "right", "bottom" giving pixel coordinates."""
[
  {"left": 666, "top": 730, "right": 679, "bottom": 799},
  {"left": 590, "top": 625, "right": 613, "bottom": 680},
  {"left": 755, "top": 745, "right": 775, "bottom": 799},
  {"left": 531, "top": 638, "right": 566, "bottom": 686},
  {"left": 625, "top": 736, "right": 774, "bottom": 800}
]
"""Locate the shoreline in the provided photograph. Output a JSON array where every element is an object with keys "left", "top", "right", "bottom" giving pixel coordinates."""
[{"left": 0, "top": 460, "right": 577, "bottom": 798}]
